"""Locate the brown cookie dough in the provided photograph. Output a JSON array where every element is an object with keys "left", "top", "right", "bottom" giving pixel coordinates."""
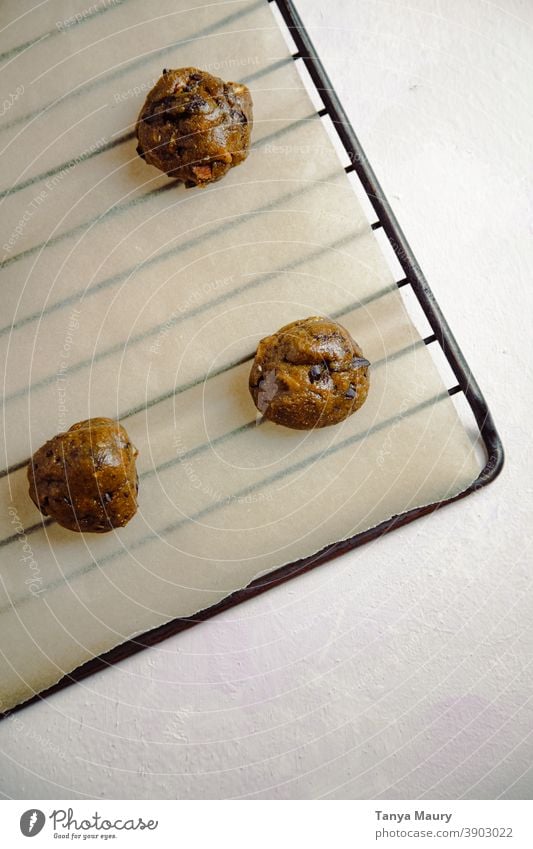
[
  {"left": 27, "top": 418, "right": 139, "bottom": 533},
  {"left": 249, "top": 317, "right": 370, "bottom": 429},
  {"left": 135, "top": 67, "right": 253, "bottom": 187}
]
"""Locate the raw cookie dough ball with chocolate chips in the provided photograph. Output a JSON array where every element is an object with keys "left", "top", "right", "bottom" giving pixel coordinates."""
[
  {"left": 249, "top": 317, "right": 370, "bottom": 429},
  {"left": 28, "top": 418, "right": 139, "bottom": 533},
  {"left": 135, "top": 67, "right": 253, "bottom": 187}
]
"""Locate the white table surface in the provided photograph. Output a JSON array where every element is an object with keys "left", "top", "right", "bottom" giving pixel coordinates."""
[{"left": 1, "top": 0, "right": 531, "bottom": 800}]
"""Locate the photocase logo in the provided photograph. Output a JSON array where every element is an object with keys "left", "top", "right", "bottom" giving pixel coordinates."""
[{"left": 20, "top": 809, "right": 45, "bottom": 837}]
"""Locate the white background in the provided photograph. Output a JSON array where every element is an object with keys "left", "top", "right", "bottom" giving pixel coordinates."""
[
  {"left": 3, "top": 800, "right": 533, "bottom": 847},
  {"left": 1, "top": 0, "right": 532, "bottom": 800}
]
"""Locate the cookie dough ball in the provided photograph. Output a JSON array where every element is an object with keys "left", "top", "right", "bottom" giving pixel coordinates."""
[
  {"left": 135, "top": 67, "right": 253, "bottom": 187},
  {"left": 249, "top": 317, "right": 370, "bottom": 429},
  {"left": 28, "top": 418, "right": 139, "bottom": 533}
]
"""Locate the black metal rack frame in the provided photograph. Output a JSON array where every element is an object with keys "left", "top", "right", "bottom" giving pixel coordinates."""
[{"left": 1, "top": 0, "right": 504, "bottom": 718}]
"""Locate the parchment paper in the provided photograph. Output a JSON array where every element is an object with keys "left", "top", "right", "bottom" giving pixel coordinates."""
[{"left": 0, "top": 0, "right": 482, "bottom": 712}]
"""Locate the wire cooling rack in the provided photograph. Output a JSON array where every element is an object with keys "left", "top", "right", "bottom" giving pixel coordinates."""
[{"left": 1, "top": 0, "right": 503, "bottom": 717}]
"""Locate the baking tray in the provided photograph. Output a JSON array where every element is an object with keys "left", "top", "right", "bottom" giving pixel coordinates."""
[{"left": 0, "top": 0, "right": 503, "bottom": 718}]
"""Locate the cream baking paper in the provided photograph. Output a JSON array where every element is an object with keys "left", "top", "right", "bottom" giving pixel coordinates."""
[{"left": 0, "top": 0, "right": 482, "bottom": 711}]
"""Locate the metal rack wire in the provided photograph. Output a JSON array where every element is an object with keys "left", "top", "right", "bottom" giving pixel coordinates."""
[{"left": 1, "top": 0, "right": 504, "bottom": 718}]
